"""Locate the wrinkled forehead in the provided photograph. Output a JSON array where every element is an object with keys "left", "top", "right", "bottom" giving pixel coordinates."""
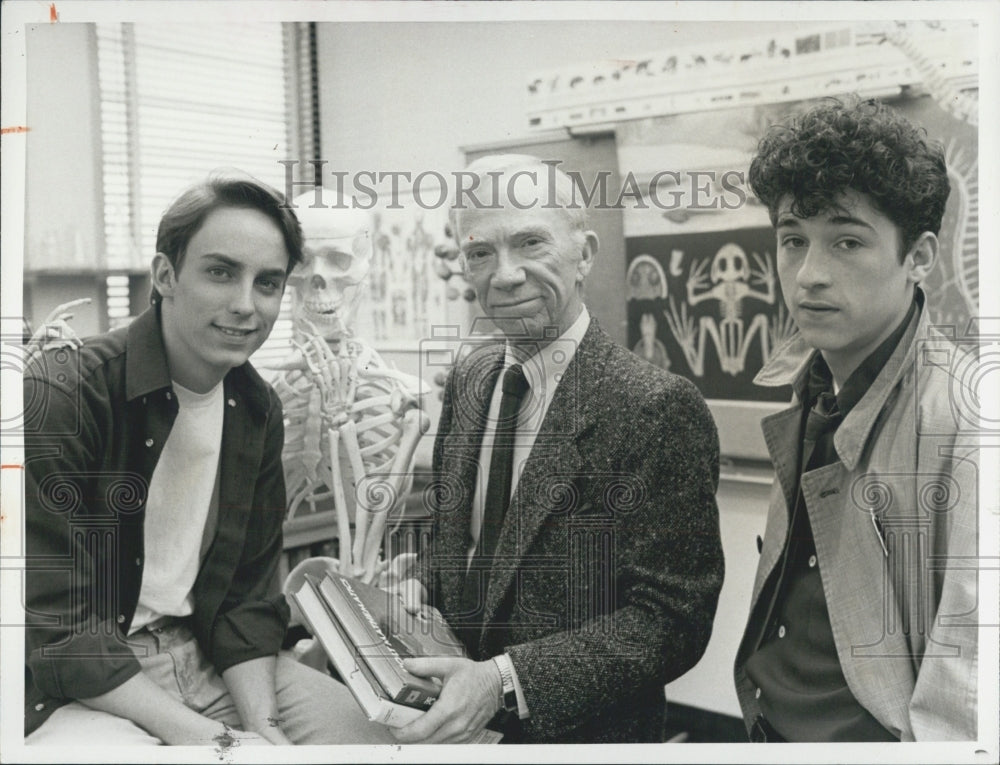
[{"left": 452, "top": 164, "right": 587, "bottom": 240}]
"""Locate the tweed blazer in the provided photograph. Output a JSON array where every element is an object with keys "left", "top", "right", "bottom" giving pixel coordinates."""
[
  {"left": 419, "top": 319, "right": 724, "bottom": 743},
  {"left": 734, "top": 294, "right": 980, "bottom": 741}
]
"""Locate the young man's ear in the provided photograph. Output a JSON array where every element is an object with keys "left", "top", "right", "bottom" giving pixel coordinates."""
[
  {"left": 150, "top": 253, "right": 177, "bottom": 299},
  {"left": 904, "top": 232, "right": 938, "bottom": 285}
]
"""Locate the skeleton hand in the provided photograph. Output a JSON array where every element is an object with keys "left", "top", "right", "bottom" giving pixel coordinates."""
[
  {"left": 663, "top": 295, "right": 704, "bottom": 376},
  {"left": 664, "top": 295, "right": 697, "bottom": 350},
  {"left": 293, "top": 331, "right": 345, "bottom": 424},
  {"left": 750, "top": 251, "right": 776, "bottom": 296},
  {"left": 768, "top": 301, "right": 798, "bottom": 351},
  {"left": 26, "top": 298, "right": 91, "bottom": 357},
  {"left": 686, "top": 259, "right": 711, "bottom": 304}
]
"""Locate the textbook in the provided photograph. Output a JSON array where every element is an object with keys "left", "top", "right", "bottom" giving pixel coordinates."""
[
  {"left": 318, "top": 573, "right": 466, "bottom": 708},
  {"left": 290, "top": 576, "right": 424, "bottom": 728},
  {"left": 291, "top": 572, "right": 502, "bottom": 742}
]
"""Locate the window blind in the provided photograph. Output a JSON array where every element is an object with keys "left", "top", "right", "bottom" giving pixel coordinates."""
[{"left": 95, "top": 22, "right": 316, "bottom": 368}]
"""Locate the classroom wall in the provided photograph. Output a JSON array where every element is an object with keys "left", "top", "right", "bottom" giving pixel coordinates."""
[
  {"left": 23, "top": 23, "right": 106, "bottom": 338},
  {"left": 315, "top": 21, "right": 777, "bottom": 177}
]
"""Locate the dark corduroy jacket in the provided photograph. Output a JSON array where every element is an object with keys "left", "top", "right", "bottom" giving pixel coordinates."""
[
  {"left": 419, "top": 319, "right": 725, "bottom": 743},
  {"left": 23, "top": 307, "right": 291, "bottom": 735}
]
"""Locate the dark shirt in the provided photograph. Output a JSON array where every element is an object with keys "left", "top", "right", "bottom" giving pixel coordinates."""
[
  {"left": 744, "top": 299, "right": 917, "bottom": 742},
  {"left": 23, "top": 307, "right": 291, "bottom": 735}
]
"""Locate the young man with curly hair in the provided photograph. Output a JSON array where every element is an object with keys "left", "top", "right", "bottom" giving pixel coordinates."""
[{"left": 733, "top": 99, "right": 979, "bottom": 742}]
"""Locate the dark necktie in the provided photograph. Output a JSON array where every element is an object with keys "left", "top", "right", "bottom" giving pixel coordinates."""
[
  {"left": 802, "top": 391, "right": 840, "bottom": 471},
  {"left": 459, "top": 364, "right": 530, "bottom": 629},
  {"left": 480, "top": 363, "right": 529, "bottom": 559}
]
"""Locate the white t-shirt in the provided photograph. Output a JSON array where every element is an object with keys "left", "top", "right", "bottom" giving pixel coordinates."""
[{"left": 130, "top": 380, "right": 224, "bottom": 633}]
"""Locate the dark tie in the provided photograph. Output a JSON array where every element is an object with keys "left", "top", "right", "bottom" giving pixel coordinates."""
[
  {"left": 805, "top": 391, "right": 839, "bottom": 442},
  {"left": 802, "top": 391, "right": 840, "bottom": 472},
  {"left": 459, "top": 364, "right": 530, "bottom": 632}
]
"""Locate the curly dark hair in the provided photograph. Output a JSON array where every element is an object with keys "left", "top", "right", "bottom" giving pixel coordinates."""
[{"left": 748, "top": 97, "right": 950, "bottom": 259}]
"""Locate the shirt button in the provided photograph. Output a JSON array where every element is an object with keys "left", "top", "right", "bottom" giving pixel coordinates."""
[
  {"left": 135, "top": 558, "right": 142, "bottom": 566},
  {"left": 145, "top": 438, "right": 154, "bottom": 447},
  {"left": 227, "top": 398, "right": 236, "bottom": 407},
  {"left": 755, "top": 688, "right": 762, "bottom": 699},
  {"left": 142, "top": 396, "right": 147, "bottom": 405},
  {"left": 778, "top": 625, "right": 786, "bottom": 638},
  {"left": 35, "top": 702, "right": 45, "bottom": 711},
  {"left": 165, "top": 391, "right": 172, "bottom": 400},
  {"left": 117, "top": 614, "right": 126, "bottom": 623},
  {"left": 808, "top": 554, "right": 817, "bottom": 568}
]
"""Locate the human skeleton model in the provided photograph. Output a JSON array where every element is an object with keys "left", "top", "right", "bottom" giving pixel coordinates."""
[{"left": 265, "top": 195, "right": 430, "bottom": 584}]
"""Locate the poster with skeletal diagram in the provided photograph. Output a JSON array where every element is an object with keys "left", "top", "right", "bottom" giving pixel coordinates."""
[
  {"left": 620, "top": 86, "right": 978, "bottom": 404},
  {"left": 627, "top": 227, "right": 793, "bottom": 402}
]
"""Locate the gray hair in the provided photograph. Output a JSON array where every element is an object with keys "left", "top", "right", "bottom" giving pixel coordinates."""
[{"left": 448, "top": 154, "right": 589, "bottom": 242}]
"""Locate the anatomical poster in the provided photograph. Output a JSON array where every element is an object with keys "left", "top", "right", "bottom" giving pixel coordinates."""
[{"left": 627, "top": 227, "right": 792, "bottom": 402}]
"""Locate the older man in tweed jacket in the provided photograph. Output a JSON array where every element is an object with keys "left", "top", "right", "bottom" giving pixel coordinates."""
[{"left": 392, "top": 155, "right": 724, "bottom": 744}]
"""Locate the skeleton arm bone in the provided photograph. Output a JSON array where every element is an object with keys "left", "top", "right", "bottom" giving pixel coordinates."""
[
  {"left": 338, "top": 420, "right": 371, "bottom": 570},
  {"left": 327, "top": 429, "right": 353, "bottom": 574},
  {"left": 359, "top": 408, "right": 430, "bottom": 581}
]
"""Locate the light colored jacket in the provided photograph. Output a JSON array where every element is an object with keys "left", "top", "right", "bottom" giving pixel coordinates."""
[{"left": 734, "top": 294, "right": 980, "bottom": 741}]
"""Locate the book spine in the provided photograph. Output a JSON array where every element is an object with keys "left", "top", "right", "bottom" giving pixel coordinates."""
[
  {"left": 321, "top": 577, "right": 438, "bottom": 708},
  {"left": 291, "top": 581, "right": 425, "bottom": 728}
]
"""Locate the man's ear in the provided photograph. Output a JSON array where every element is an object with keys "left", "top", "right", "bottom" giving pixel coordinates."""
[
  {"left": 576, "top": 230, "right": 599, "bottom": 282},
  {"left": 905, "top": 232, "right": 937, "bottom": 285},
  {"left": 150, "top": 253, "right": 177, "bottom": 299}
]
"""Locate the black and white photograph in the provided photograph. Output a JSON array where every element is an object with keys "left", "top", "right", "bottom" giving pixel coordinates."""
[{"left": 1, "top": 1, "right": 997, "bottom": 762}]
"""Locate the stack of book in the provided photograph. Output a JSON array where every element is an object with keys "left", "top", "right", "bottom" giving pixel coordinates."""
[{"left": 291, "top": 571, "right": 502, "bottom": 743}]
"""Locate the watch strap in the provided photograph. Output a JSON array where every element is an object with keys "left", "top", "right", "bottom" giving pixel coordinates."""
[{"left": 492, "top": 654, "right": 518, "bottom": 713}]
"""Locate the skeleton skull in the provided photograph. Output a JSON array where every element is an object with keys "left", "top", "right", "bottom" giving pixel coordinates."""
[
  {"left": 289, "top": 192, "right": 373, "bottom": 342},
  {"left": 710, "top": 243, "right": 750, "bottom": 284}
]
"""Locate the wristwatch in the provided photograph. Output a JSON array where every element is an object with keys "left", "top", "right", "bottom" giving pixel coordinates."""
[{"left": 492, "top": 654, "right": 518, "bottom": 714}]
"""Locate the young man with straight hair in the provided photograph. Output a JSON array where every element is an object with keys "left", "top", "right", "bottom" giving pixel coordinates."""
[
  {"left": 23, "top": 173, "right": 394, "bottom": 746},
  {"left": 734, "top": 98, "right": 979, "bottom": 742}
]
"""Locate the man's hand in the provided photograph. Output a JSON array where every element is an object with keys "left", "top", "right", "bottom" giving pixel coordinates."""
[
  {"left": 390, "top": 657, "right": 501, "bottom": 744},
  {"left": 390, "top": 577, "right": 428, "bottom": 616}
]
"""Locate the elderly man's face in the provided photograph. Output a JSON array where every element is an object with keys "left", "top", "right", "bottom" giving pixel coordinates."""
[{"left": 455, "top": 187, "right": 595, "bottom": 347}]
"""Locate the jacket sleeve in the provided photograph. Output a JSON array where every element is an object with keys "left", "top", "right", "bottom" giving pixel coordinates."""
[
  {"left": 207, "top": 387, "right": 291, "bottom": 672},
  {"left": 505, "top": 377, "right": 725, "bottom": 741},
  {"left": 23, "top": 365, "right": 143, "bottom": 700},
  {"left": 906, "top": 439, "right": 980, "bottom": 741},
  {"left": 415, "top": 366, "right": 457, "bottom": 600}
]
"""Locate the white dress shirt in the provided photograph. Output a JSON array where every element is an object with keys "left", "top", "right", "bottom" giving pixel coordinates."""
[{"left": 467, "top": 306, "right": 591, "bottom": 718}]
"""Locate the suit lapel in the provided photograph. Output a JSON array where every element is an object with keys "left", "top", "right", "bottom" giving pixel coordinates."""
[
  {"left": 436, "top": 343, "right": 503, "bottom": 614},
  {"left": 482, "top": 323, "right": 608, "bottom": 629}
]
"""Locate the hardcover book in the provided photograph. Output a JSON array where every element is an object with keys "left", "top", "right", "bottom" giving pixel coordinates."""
[
  {"left": 317, "top": 573, "right": 466, "bottom": 708},
  {"left": 290, "top": 576, "right": 423, "bottom": 728},
  {"left": 291, "top": 572, "right": 502, "bottom": 742}
]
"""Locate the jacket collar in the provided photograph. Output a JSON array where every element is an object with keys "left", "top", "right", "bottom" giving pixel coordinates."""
[
  {"left": 124, "top": 305, "right": 271, "bottom": 416},
  {"left": 756, "top": 289, "right": 927, "bottom": 471}
]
